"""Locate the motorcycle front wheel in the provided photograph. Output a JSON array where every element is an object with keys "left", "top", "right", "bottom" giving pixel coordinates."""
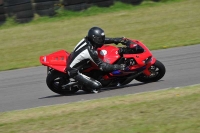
[
  {"left": 46, "top": 70, "right": 79, "bottom": 95},
  {"left": 135, "top": 60, "right": 166, "bottom": 83}
]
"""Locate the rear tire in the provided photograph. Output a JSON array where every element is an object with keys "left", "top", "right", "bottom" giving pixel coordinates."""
[
  {"left": 46, "top": 70, "right": 79, "bottom": 95},
  {"left": 135, "top": 60, "right": 166, "bottom": 83}
]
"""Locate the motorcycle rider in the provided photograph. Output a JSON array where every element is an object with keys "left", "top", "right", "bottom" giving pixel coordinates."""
[{"left": 66, "top": 27, "right": 131, "bottom": 93}]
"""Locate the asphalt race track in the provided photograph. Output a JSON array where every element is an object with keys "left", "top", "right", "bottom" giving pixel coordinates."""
[{"left": 0, "top": 44, "right": 200, "bottom": 112}]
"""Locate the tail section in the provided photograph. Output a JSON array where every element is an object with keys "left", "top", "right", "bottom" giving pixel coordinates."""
[{"left": 40, "top": 50, "right": 70, "bottom": 73}]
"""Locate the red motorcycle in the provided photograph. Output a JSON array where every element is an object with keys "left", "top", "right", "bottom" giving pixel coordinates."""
[{"left": 40, "top": 39, "right": 166, "bottom": 95}]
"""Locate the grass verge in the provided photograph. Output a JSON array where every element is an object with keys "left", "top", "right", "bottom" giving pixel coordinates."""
[
  {"left": 0, "top": 0, "right": 200, "bottom": 71},
  {"left": 0, "top": 84, "right": 200, "bottom": 133}
]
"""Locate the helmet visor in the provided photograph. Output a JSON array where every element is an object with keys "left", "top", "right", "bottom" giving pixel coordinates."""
[{"left": 93, "top": 35, "right": 105, "bottom": 45}]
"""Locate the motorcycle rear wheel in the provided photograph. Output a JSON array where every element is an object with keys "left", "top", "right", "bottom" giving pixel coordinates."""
[
  {"left": 135, "top": 60, "right": 166, "bottom": 83},
  {"left": 46, "top": 70, "right": 79, "bottom": 95}
]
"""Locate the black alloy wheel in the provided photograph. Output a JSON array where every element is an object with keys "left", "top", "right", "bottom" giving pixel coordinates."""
[{"left": 46, "top": 70, "right": 79, "bottom": 95}]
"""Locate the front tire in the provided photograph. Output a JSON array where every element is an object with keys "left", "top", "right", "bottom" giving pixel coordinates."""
[
  {"left": 135, "top": 60, "right": 166, "bottom": 83},
  {"left": 46, "top": 70, "right": 79, "bottom": 95}
]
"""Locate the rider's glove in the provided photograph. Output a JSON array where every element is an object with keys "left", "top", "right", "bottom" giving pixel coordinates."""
[{"left": 113, "top": 37, "right": 130, "bottom": 46}]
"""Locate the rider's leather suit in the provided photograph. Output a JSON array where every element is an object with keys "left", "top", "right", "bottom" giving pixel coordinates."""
[{"left": 66, "top": 37, "right": 123, "bottom": 92}]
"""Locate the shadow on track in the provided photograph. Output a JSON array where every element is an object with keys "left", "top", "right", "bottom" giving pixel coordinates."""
[{"left": 38, "top": 82, "right": 153, "bottom": 99}]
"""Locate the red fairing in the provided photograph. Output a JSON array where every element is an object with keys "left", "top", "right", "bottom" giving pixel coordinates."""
[
  {"left": 97, "top": 45, "right": 120, "bottom": 64},
  {"left": 123, "top": 40, "right": 153, "bottom": 66},
  {"left": 39, "top": 39, "right": 157, "bottom": 77},
  {"left": 126, "top": 40, "right": 156, "bottom": 76},
  {"left": 40, "top": 50, "right": 69, "bottom": 73}
]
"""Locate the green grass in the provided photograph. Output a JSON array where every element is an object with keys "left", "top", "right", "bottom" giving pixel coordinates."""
[
  {"left": 0, "top": 84, "right": 200, "bottom": 133},
  {"left": 0, "top": 0, "right": 200, "bottom": 71}
]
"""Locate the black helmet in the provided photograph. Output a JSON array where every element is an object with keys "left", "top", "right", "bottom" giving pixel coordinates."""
[{"left": 87, "top": 27, "right": 105, "bottom": 48}]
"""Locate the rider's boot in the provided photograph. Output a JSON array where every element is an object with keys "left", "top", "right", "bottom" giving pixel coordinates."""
[{"left": 74, "top": 73, "right": 102, "bottom": 93}]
